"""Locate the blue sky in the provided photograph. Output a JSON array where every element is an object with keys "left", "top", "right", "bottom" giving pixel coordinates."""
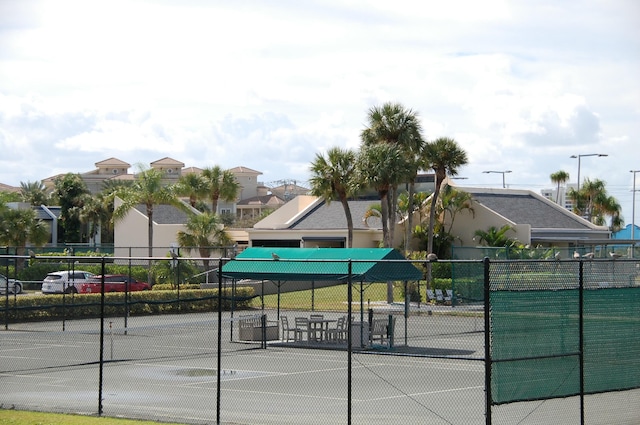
[{"left": 0, "top": 0, "right": 639, "bottom": 224}]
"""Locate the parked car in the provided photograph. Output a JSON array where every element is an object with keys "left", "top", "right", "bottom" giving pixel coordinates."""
[
  {"left": 0, "top": 274, "right": 23, "bottom": 294},
  {"left": 77, "top": 274, "right": 152, "bottom": 294},
  {"left": 41, "top": 270, "right": 95, "bottom": 294}
]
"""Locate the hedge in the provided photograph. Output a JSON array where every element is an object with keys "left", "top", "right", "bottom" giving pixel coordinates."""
[{"left": 0, "top": 287, "right": 255, "bottom": 324}]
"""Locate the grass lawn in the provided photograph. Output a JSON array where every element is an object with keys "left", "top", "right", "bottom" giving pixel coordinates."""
[
  {"left": 0, "top": 409, "right": 188, "bottom": 425},
  {"left": 250, "top": 282, "right": 417, "bottom": 311}
]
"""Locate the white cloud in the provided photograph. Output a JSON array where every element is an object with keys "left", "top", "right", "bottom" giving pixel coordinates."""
[{"left": 0, "top": 0, "right": 638, "bottom": 222}]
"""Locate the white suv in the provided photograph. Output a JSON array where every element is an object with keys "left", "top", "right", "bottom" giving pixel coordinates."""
[{"left": 41, "top": 270, "right": 95, "bottom": 294}]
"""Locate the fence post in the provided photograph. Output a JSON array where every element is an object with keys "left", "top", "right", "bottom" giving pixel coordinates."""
[
  {"left": 261, "top": 314, "right": 267, "bottom": 349},
  {"left": 3, "top": 247, "right": 8, "bottom": 330},
  {"left": 98, "top": 256, "right": 106, "bottom": 416},
  {"left": 483, "top": 257, "right": 492, "bottom": 425},
  {"left": 216, "top": 258, "right": 223, "bottom": 425},
  {"left": 347, "top": 259, "right": 352, "bottom": 425},
  {"left": 579, "top": 260, "right": 585, "bottom": 425}
]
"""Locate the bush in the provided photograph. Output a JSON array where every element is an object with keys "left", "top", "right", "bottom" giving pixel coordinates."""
[{"left": 0, "top": 287, "right": 255, "bottom": 324}]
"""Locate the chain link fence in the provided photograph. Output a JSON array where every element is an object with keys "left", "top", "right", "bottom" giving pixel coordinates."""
[{"left": 1, "top": 252, "right": 638, "bottom": 424}]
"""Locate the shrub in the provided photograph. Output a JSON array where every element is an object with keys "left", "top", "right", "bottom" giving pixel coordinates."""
[{"left": 0, "top": 287, "right": 255, "bottom": 324}]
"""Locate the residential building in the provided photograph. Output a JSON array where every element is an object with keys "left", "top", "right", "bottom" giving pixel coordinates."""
[{"left": 540, "top": 183, "right": 577, "bottom": 212}]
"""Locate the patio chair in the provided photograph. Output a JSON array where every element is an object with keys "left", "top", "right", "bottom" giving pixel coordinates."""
[
  {"left": 370, "top": 317, "right": 395, "bottom": 348},
  {"left": 426, "top": 289, "right": 436, "bottom": 302},
  {"left": 280, "top": 316, "right": 296, "bottom": 342},
  {"left": 294, "top": 317, "right": 310, "bottom": 342},
  {"left": 369, "top": 318, "right": 388, "bottom": 347},
  {"left": 444, "top": 289, "right": 453, "bottom": 304},
  {"left": 326, "top": 316, "right": 347, "bottom": 343},
  {"left": 435, "top": 289, "right": 445, "bottom": 303}
]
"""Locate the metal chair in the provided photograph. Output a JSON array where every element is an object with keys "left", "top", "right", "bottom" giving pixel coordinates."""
[
  {"left": 294, "top": 317, "right": 310, "bottom": 342},
  {"left": 326, "top": 316, "right": 347, "bottom": 343},
  {"left": 280, "top": 316, "right": 296, "bottom": 342}
]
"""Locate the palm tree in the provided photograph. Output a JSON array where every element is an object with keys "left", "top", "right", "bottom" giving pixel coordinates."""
[
  {"left": 177, "top": 212, "right": 231, "bottom": 272},
  {"left": 569, "top": 178, "right": 623, "bottom": 228},
  {"left": 362, "top": 203, "right": 382, "bottom": 229},
  {"left": 309, "top": 147, "right": 359, "bottom": 248},
  {"left": 20, "top": 180, "right": 49, "bottom": 206},
  {"left": 357, "top": 143, "right": 412, "bottom": 303},
  {"left": 112, "top": 167, "right": 188, "bottom": 259},
  {"left": 415, "top": 186, "right": 474, "bottom": 257},
  {"left": 357, "top": 143, "right": 413, "bottom": 248},
  {"left": 361, "top": 102, "right": 425, "bottom": 250},
  {"left": 474, "top": 225, "right": 515, "bottom": 247},
  {"left": 79, "top": 193, "right": 110, "bottom": 246},
  {"left": 201, "top": 166, "right": 240, "bottom": 214},
  {"left": 440, "top": 185, "right": 474, "bottom": 235},
  {"left": 0, "top": 207, "right": 49, "bottom": 271},
  {"left": 176, "top": 172, "right": 209, "bottom": 209},
  {"left": 421, "top": 137, "right": 468, "bottom": 262},
  {"left": 550, "top": 170, "right": 570, "bottom": 204}
]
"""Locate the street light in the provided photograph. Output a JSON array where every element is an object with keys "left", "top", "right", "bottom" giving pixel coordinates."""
[
  {"left": 631, "top": 170, "right": 640, "bottom": 246},
  {"left": 482, "top": 170, "right": 512, "bottom": 188},
  {"left": 570, "top": 153, "right": 608, "bottom": 192}
]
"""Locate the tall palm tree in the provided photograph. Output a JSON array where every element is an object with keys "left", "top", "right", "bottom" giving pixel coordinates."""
[
  {"left": 361, "top": 102, "right": 425, "bottom": 249},
  {"left": 357, "top": 143, "right": 412, "bottom": 303},
  {"left": 567, "top": 178, "right": 623, "bottom": 230},
  {"left": 357, "top": 143, "right": 412, "bottom": 248},
  {"left": 177, "top": 212, "right": 231, "bottom": 272},
  {"left": 20, "top": 180, "right": 49, "bottom": 206},
  {"left": 550, "top": 170, "right": 570, "bottom": 204},
  {"left": 112, "top": 167, "right": 188, "bottom": 259},
  {"left": 201, "top": 166, "right": 240, "bottom": 214},
  {"left": 176, "top": 172, "right": 209, "bottom": 209},
  {"left": 309, "top": 147, "right": 359, "bottom": 248},
  {"left": 420, "top": 137, "right": 468, "bottom": 278}
]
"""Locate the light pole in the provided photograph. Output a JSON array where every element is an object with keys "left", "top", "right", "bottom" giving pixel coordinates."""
[
  {"left": 570, "top": 153, "right": 607, "bottom": 192},
  {"left": 483, "top": 170, "right": 512, "bottom": 188},
  {"left": 631, "top": 170, "right": 639, "bottom": 245}
]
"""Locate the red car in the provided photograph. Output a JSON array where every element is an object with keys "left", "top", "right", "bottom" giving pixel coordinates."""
[{"left": 78, "top": 275, "right": 151, "bottom": 294}]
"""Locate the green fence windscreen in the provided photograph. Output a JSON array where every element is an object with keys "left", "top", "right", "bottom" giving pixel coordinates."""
[
  {"left": 490, "top": 271, "right": 640, "bottom": 405},
  {"left": 583, "top": 287, "right": 640, "bottom": 393},
  {"left": 490, "top": 289, "right": 580, "bottom": 404}
]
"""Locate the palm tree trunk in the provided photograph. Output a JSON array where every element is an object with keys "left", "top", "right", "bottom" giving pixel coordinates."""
[
  {"left": 380, "top": 190, "right": 393, "bottom": 304},
  {"left": 340, "top": 196, "right": 354, "bottom": 248},
  {"left": 388, "top": 186, "right": 396, "bottom": 247},
  {"left": 406, "top": 182, "right": 415, "bottom": 252},
  {"left": 426, "top": 179, "right": 443, "bottom": 285}
]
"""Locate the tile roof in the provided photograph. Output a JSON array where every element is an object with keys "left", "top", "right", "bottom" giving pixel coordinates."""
[
  {"left": 134, "top": 204, "right": 190, "bottom": 225},
  {"left": 467, "top": 190, "right": 592, "bottom": 230},
  {"left": 237, "top": 194, "right": 285, "bottom": 207},
  {"left": 290, "top": 199, "right": 382, "bottom": 230}
]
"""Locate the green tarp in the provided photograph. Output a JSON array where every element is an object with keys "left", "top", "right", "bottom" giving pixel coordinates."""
[{"left": 221, "top": 247, "right": 422, "bottom": 282}]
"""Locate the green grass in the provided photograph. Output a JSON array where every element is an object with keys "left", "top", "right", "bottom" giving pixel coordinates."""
[
  {"left": 250, "top": 282, "right": 415, "bottom": 311},
  {"left": 0, "top": 409, "right": 189, "bottom": 425}
]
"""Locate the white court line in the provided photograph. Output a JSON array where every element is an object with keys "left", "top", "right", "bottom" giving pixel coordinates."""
[{"left": 366, "top": 385, "right": 484, "bottom": 402}]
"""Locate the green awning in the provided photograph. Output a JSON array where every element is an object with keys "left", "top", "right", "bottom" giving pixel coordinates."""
[{"left": 222, "top": 247, "right": 422, "bottom": 282}]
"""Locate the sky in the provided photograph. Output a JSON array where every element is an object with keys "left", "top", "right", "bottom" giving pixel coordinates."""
[{"left": 1, "top": 0, "right": 639, "bottom": 225}]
